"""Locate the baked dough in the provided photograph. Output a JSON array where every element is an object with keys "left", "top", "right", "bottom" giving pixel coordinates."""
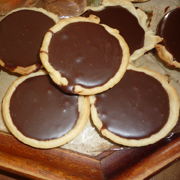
[
  {"left": 81, "top": 0, "right": 162, "bottom": 61},
  {"left": 90, "top": 63, "right": 179, "bottom": 147},
  {"left": 2, "top": 70, "right": 90, "bottom": 149},
  {"left": 155, "top": 7, "right": 180, "bottom": 68},
  {"left": 40, "top": 15, "right": 129, "bottom": 95},
  {"left": 0, "top": 7, "right": 59, "bottom": 75}
]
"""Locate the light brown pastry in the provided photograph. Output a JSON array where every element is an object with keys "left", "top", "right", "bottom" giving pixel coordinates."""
[
  {"left": 81, "top": 0, "right": 162, "bottom": 62},
  {"left": 155, "top": 7, "right": 180, "bottom": 68},
  {"left": 90, "top": 63, "right": 179, "bottom": 147},
  {"left": 0, "top": 7, "right": 59, "bottom": 75},
  {"left": 2, "top": 70, "right": 90, "bottom": 149},
  {"left": 40, "top": 15, "right": 130, "bottom": 95}
]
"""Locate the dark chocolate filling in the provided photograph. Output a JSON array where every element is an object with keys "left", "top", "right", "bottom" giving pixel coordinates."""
[
  {"left": 10, "top": 75, "right": 79, "bottom": 141},
  {"left": 48, "top": 21, "right": 122, "bottom": 94},
  {"left": 157, "top": 7, "right": 180, "bottom": 62},
  {"left": 95, "top": 70, "right": 169, "bottom": 139},
  {"left": 0, "top": 10, "right": 55, "bottom": 71},
  {"left": 81, "top": 6, "right": 145, "bottom": 55}
]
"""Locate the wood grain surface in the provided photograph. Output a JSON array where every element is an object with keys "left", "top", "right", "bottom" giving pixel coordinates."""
[
  {"left": 149, "top": 159, "right": 180, "bottom": 180},
  {"left": 0, "top": 160, "right": 180, "bottom": 179},
  {"left": 0, "top": 130, "right": 179, "bottom": 180}
]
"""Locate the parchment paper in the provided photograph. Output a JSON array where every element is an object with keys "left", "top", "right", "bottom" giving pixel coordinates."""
[{"left": 0, "top": 0, "right": 180, "bottom": 156}]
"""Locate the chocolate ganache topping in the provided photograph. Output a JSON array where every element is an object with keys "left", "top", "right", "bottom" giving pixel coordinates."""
[
  {"left": 81, "top": 6, "right": 145, "bottom": 55},
  {"left": 0, "top": 10, "right": 55, "bottom": 70},
  {"left": 48, "top": 21, "right": 122, "bottom": 94},
  {"left": 157, "top": 8, "right": 180, "bottom": 62},
  {"left": 95, "top": 70, "right": 169, "bottom": 139},
  {"left": 10, "top": 75, "right": 79, "bottom": 141}
]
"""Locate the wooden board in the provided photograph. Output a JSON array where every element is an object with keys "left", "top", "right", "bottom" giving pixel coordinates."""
[{"left": 0, "top": 130, "right": 180, "bottom": 180}]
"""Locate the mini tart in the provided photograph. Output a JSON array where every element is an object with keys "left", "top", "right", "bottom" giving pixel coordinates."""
[
  {"left": 155, "top": 7, "right": 180, "bottom": 68},
  {"left": 0, "top": 7, "right": 59, "bottom": 75},
  {"left": 40, "top": 15, "right": 129, "bottom": 95},
  {"left": 2, "top": 70, "right": 90, "bottom": 149},
  {"left": 90, "top": 64, "right": 179, "bottom": 147},
  {"left": 81, "top": 0, "right": 162, "bottom": 62}
]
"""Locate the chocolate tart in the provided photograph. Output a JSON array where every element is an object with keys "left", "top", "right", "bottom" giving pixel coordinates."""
[
  {"left": 40, "top": 15, "right": 129, "bottom": 95},
  {"left": 2, "top": 70, "right": 90, "bottom": 149},
  {"left": 155, "top": 7, "right": 180, "bottom": 68},
  {"left": 90, "top": 63, "right": 179, "bottom": 147},
  {"left": 81, "top": 0, "right": 161, "bottom": 62},
  {"left": 0, "top": 7, "right": 59, "bottom": 75}
]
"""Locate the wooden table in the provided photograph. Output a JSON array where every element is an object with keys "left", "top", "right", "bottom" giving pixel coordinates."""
[
  {"left": 149, "top": 159, "right": 180, "bottom": 180},
  {"left": 0, "top": 160, "right": 180, "bottom": 180},
  {"left": 0, "top": 130, "right": 179, "bottom": 180}
]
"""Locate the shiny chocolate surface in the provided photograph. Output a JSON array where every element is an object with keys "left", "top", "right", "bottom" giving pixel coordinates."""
[
  {"left": 0, "top": 10, "right": 55, "bottom": 70},
  {"left": 48, "top": 21, "right": 122, "bottom": 94},
  {"left": 81, "top": 6, "right": 145, "bottom": 55},
  {"left": 157, "top": 7, "right": 180, "bottom": 62},
  {"left": 10, "top": 75, "right": 79, "bottom": 140},
  {"left": 95, "top": 70, "right": 169, "bottom": 139}
]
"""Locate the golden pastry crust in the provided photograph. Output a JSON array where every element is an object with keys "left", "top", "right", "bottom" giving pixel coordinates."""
[
  {"left": 0, "top": 60, "right": 40, "bottom": 75},
  {"left": 2, "top": 70, "right": 90, "bottom": 149},
  {"left": 82, "top": 0, "right": 162, "bottom": 62},
  {"left": 0, "top": 7, "right": 59, "bottom": 75},
  {"left": 155, "top": 43, "right": 180, "bottom": 69},
  {"left": 40, "top": 15, "right": 130, "bottom": 95},
  {"left": 90, "top": 63, "right": 179, "bottom": 147}
]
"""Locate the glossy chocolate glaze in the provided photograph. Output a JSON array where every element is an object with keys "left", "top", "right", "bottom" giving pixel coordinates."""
[
  {"left": 0, "top": 10, "right": 55, "bottom": 70},
  {"left": 95, "top": 70, "right": 169, "bottom": 139},
  {"left": 10, "top": 75, "right": 79, "bottom": 141},
  {"left": 48, "top": 22, "right": 122, "bottom": 94},
  {"left": 157, "top": 7, "right": 180, "bottom": 62},
  {"left": 81, "top": 6, "right": 145, "bottom": 55}
]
